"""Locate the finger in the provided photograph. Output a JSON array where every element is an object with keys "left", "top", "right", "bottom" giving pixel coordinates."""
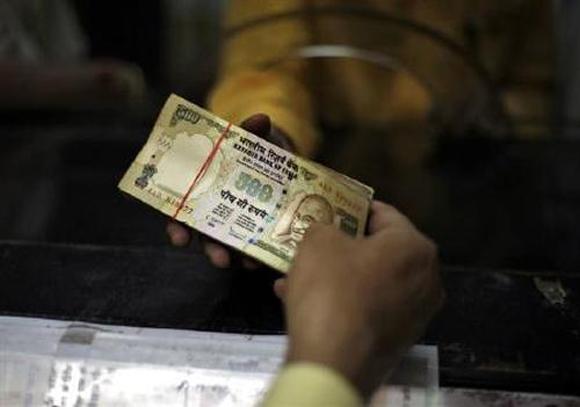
[
  {"left": 240, "top": 114, "right": 296, "bottom": 153},
  {"left": 204, "top": 241, "right": 231, "bottom": 268},
  {"left": 305, "top": 222, "right": 349, "bottom": 242},
  {"left": 367, "top": 200, "right": 410, "bottom": 235},
  {"left": 242, "top": 257, "right": 261, "bottom": 270},
  {"left": 240, "top": 114, "right": 271, "bottom": 137},
  {"left": 273, "top": 278, "right": 288, "bottom": 302},
  {"left": 166, "top": 221, "right": 191, "bottom": 247},
  {"left": 268, "top": 125, "right": 296, "bottom": 152}
]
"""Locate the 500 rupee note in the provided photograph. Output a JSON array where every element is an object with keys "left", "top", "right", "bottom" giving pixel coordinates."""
[{"left": 118, "top": 94, "right": 374, "bottom": 272}]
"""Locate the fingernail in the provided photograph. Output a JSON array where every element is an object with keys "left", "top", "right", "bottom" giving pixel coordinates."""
[{"left": 206, "top": 244, "right": 230, "bottom": 268}]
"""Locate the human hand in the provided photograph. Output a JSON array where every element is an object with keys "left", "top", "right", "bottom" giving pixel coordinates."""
[
  {"left": 166, "top": 114, "right": 295, "bottom": 268},
  {"left": 275, "top": 201, "right": 443, "bottom": 398}
]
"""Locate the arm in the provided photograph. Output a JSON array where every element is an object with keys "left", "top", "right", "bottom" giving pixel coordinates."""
[
  {"left": 207, "top": 0, "right": 320, "bottom": 157},
  {"left": 264, "top": 201, "right": 444, "bottom": 403},
  {"left": 207, "top": 0, "right": 457, "bottom": 157}
]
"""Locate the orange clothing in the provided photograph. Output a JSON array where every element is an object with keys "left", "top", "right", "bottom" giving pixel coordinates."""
[{"left": 209, "top": 0, "right": 553, "bottom": 157}]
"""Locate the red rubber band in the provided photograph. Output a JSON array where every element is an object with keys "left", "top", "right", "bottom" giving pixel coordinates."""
[{"left": 172, "top": 122, "right": 232, "bottom": 219}]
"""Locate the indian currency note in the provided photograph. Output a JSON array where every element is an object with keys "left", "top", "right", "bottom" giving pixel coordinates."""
[{"left": 118, "top": 94, "right": 374, "bottom": 272}]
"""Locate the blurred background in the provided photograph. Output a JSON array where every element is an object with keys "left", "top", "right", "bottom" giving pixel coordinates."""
[{"left": 0, "top": 0, "right": 579, "bottom": 274}]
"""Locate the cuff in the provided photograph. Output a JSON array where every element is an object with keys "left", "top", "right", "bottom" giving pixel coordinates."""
[{"left": 261, "top": 363, "right": 363, "bottom": 407}]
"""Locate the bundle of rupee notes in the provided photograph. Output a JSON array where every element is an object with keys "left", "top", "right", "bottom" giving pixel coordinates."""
[{"left": 119, "top": 94, "right": 374, "bottom": 272}]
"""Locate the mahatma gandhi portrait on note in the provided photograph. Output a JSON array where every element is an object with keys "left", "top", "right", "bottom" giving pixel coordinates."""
[{"left": 271, "top": 192, "right": 334, "bottom": 249}]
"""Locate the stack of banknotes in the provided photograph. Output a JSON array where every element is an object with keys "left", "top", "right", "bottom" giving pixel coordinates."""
[{"left": 118, "top": 94, "right": 374, "bottom": 272}]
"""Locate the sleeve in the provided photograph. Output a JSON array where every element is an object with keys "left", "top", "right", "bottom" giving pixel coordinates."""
[
  {"left": 207, "top": 0, "right": 320, "bottom": 157},
  {"left": 261, "top": 363, "right": 363, "bottom": 407}
]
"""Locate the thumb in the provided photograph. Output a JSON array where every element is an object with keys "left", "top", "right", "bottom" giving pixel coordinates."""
[
  {"left": 240, "top": 114, "right": 272, "bottom": 138},
  {"left": 273, "top": 278, "right": 288, "bottom": 303}
]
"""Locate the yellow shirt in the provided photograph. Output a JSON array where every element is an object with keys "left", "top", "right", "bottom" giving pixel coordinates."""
[
  {"left": 209, "top": 0, "right": 554, "bottom": 159},
  {"left": 262, "top": 363, "right": 362, "bottom": 407}
]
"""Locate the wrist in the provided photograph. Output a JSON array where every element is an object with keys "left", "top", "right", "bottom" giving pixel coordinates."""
[{"left": 286, "top": 334, "right": 394, "bottom": 399}]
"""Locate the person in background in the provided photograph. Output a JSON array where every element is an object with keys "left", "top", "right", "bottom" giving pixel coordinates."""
[
  {"left": 208, "top": 0, "right": 554, "bottom": 156},
  {"left": 168, "top": 0, "right": 555, "bottom": 268},
  {"left": 0, "top": 0, "right": 145, "bottom": 109}
]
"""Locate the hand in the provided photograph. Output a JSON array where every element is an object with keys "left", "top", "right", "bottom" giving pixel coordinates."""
[
  {"left": 166, "top": 114, "right": 295, "bottom": 268},
  {"left": 275, "top": 201, "right": 443, "bottom": 398}
]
